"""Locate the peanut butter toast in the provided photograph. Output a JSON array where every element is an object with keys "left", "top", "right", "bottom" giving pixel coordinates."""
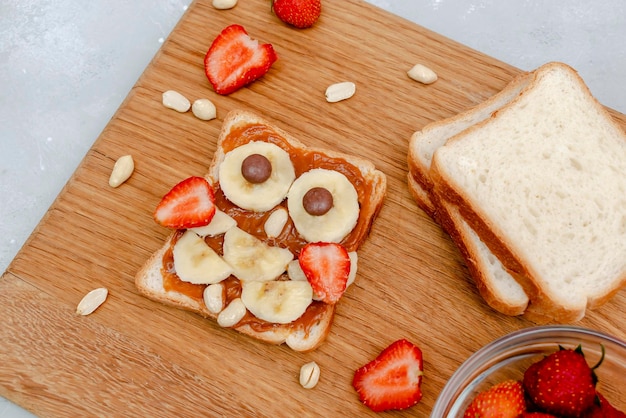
[{"left": 136, "top": 110, "right": 387, "bottom": 351}]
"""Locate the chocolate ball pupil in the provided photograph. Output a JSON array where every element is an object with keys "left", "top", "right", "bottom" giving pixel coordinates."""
[
  {"left": 241, "top": 154, "right": 272, "bottom": 184},
  {"left": 303, "top": 187, "right": 333, "bottom": 216}
]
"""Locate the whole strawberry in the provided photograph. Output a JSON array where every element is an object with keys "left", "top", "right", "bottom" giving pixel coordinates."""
[
  {"left": 463, "top": 380, "right": 526, "bottom": 418},
  {"left": 272, "top": 0, "right": 321, "bottom": 29},
  {"left": 523, "top": 345, "right": 602, "bottom": 418}
]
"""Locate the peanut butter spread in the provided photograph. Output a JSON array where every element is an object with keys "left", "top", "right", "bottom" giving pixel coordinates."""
[{"left": 162, "top": 122, "right": 376, "bottom": 333}]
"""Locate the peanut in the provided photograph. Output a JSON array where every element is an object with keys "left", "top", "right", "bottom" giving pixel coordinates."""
[
  {"left": 108, "top": 155, "right": 134, "bottom": 188},
  {"left": 407, "top": 63, "right": 438, "bottom": 84},
  {"left": 299, "top": 361, "right": 321, "bottom": 389},
  {"left": 192, "top": 98, "right": 217, "bottom": 121},
  {"left": 162, "top": 90, "right": 191, "bottom": 112},
  {"left": 325, "top": 81, "right": 356, "bottom": 103},
  {"left": 212, "top": 0, "right": 238, "bottom": 10}
]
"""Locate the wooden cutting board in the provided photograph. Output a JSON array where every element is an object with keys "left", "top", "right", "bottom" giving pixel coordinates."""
[{"left": 2, "top": 1, "right": 625, "bottom": 416}]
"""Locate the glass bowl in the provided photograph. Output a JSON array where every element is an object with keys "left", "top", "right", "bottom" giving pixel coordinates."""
[{"left": 431, "top": 325, "right": 626, "bottom": 417}]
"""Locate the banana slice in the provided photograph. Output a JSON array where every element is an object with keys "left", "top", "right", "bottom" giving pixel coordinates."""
[
  {"left": 189, "top": 209, "right": 236, "bottom": 237},
  {"left": 218, "top": 141, "right": 296, "bottom": 212},
  {"left": 241, "top": 280, "right": 313, "bottom": 324},
  {"left": 287, "top": 259, "right": 323, "bottom": 301},
  {"left": 222, "top": 227, "right": 293, "bottom": 281},
  {"left": 173, "top": 230, "right": 234, "bottom": 284},
  {"left": 287, "top": 168, "right": 360, "bottom": 243},
  {"left": 287, "top": 259, "right": 308, "bottom": 281}
]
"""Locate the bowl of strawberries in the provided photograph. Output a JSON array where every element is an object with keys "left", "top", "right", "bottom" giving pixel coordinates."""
[{"left": 431, "top": 325, "right": 626, "bottom": 417}]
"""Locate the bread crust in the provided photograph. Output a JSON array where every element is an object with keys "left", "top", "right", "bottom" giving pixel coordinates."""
[
  {"left": 135, "top": 110, "right": 386, "bottom": 351},
  {"left": 408, "top": 174, "right": 529, "bottom": 316},
  {"left": 407, "top": 72, "right": 533, "bottom": 317}
]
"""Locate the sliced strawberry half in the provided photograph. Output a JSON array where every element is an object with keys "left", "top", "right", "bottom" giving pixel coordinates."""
[
  {"left": 154, "top": 176, "right": 216, "bottom": 229},
  {"left": 298, "top": 242, "right": 350, "bottom": 304},
  {"left": 352, "top": 339, "right": 424, "bottom": 413},
  {"left": 203, "top": 24, "right": 278, "bottom": 95}
]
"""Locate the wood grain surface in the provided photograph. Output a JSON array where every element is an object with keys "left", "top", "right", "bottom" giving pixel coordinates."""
[{"left": 2, "top": 0, "right": 625, "bottom": 416}]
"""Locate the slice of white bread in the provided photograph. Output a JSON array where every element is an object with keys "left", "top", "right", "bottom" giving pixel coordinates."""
[
  {"left": 408, "top": 72, "right": 533, "bottom": 316},
  {"left": 136, "top": 110, "right": 387, "bottom": 351},
  {"left": 408, "top": 72, "right": 532, "bottom": 217},
  {"left": 430, "top": 62, "right": 626, "bottom": 322}
]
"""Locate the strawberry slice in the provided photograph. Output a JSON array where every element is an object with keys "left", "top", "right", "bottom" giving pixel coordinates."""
[
  {"left": 352, "top": 339, "right": 424, "bottom": 413},
  {"left": 154, "top": 176, "right": 216, "bottom": 229},
  {"left": 203, "top": 24, "right": 278, "bottom": 95},
  {"left": 298, "top": 242, "right": 350, "bottom": 304}
]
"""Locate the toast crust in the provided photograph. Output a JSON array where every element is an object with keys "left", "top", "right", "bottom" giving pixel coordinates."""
[
  {"left": 136, "top": 110, "right": 386, "bottom": 351},
  {"left": 407, "top": 174, "right": 529, "bottom": 316},
  {"left": 407, "top": 71, "right": 533, "bottom": 317}
]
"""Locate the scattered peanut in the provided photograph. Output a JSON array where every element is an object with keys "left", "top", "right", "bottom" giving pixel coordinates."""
[
  {"left": 192, "top": 98, "right": 217, "bottom": 121},
  {"left": 407, "top": 63, "right": 438, "bottom": 84},
  {"left": 162, "top": 90, "right": 191, "bottom": 112},
  {"left": 299, "top": 361, "right": 321, "bottom": 389},
  {"left": 76, "top": 287, "right": 108, "bottom": 316},
  {"left": 212, "top": 0, "right": 238, "bottom": 10},
  {"left": 217, "top": 298, "right": 246, "bottom": 327},
  {"left": 204, "top": 283, "right": 225, "bottom": 314},
  {"left": 325, "top": 81, "right": 356, "bottom": 103},
  {"left": 108, "top": 154, "right": 134, "bottom": 188},
  {"left": 264, "top": 207, "right": 288, "bottom": 238}
]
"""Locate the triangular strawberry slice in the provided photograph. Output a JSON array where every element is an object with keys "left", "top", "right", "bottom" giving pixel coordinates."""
[
  {"left": 352, "top": 339, "right": 424, "bottom": 412},
  {"left": 298, "top": 242, "right": 350, "bottom": 304},
  {"left": 204, "top": 24, "right": 278, "bottom": 95},
  {"left": 154, "top": 176, "right": 216, "bottom": 229}
]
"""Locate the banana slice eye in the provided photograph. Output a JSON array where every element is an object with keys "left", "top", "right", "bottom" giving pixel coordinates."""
[
  {"left": 287, "top": 168, "right": 360, "bottom": 243},
  {"left": 219, "top": 141, "right": 296, "bottom": 212}
]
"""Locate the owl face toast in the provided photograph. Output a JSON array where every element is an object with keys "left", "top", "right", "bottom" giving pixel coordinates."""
[{"left": 135, "top": 110, "right": 387, "bottom": 351}]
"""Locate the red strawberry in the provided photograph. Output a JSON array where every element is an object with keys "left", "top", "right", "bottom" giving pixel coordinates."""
[
  {"left": 522, "top": 345, "right": 602, "bottom": 418},
  {"left": 463, "top": 380, "right": 526, "bottom": 418},
  {"left": 272, "top": 0, "right": 321, "bottom": 29},
  {"left": 154, "top": 176, "right": 216, "bottom": 229},
  {"left": 582, "top": 393, "right": 626, "bottom": 418},
  {"left": 203, "top": 24, "right": 277, "bottom": 95},
  {"left": 520, "top": 413, "right": 558, "bottom": 418},
  {"left": 298, "top": 242, "right": 350, "bottom": 304},
  {"left": 352, "top": 339, "right": 424, "bottom": 412}
]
